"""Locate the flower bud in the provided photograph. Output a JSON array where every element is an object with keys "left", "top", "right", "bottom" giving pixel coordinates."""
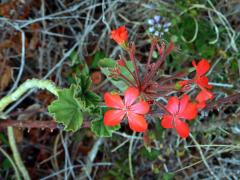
[{"left": 117, "top": 59, "right": 126, "bottom": 66}]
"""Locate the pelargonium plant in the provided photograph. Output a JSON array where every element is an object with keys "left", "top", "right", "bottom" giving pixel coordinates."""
[
  {"left": 0, "top": 24, "right": 215, "bottom": 139},
  {"left": 105, "top": 25, "right": 214, "bottom": 138}
]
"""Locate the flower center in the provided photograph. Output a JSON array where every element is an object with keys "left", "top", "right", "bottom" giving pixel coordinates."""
[{"left": 123, "top": 105, "right": 131, "bottom": 111}]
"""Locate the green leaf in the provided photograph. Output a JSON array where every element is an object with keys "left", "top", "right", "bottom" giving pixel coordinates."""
[
  {"left": 79, "top": 74, "right": 92, "bottom": 93},
  {"left": 3, "top": 158, "right": 12, "bottom": 170},
  {"left": 98, "top": 58, "right": 116, "bottom": 68},
  {"left": 69, "top": 50, "right": 81, "bottom": 66},
  {"left": 0, "top": 133, "right": 9, "bottom": 145},
  {"left": 100, "top": 67, "right": 128, "bottom": 92},
  {"left": 91, "top": 118, "right": 120, "bottom": 137},
  {"left": 99, "top": 60, "right": 135, "bottom": 92},
  {"left": 92, "top": 51, "right": 105, "bottom": 68},
  {"left": 140, "top": 148, "right": 160, "bottom": 161},
  {"left": 84, "top": 91, "right": 100, "bottom": 105},
  {"left": 48, "top": 86, "right": 83, "bottom": 132},
  {"left": 81, "top": 63, "right": 90, "bottom": 75},
  {"left": 163, "top": 173, "right": 174, "bottom": 180}
]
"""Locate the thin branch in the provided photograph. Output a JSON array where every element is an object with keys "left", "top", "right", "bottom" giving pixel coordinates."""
[{"left": 0, "top": 120, "right": 90, "bottom": 129}]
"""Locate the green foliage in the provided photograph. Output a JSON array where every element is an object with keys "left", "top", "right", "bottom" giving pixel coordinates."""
[
  {"left": 92, "top": 51, "right": 105, "bottom": 68},
  {"left": 71, "top": 74, "right": 101, "bottom": 110},
  {"left": 48, "top": 73, "right": 100, "bottom": 132},
  {"left": 98, "top": 58, "right": 116, "bottom": 68},
  {"left": 48, "top": 86, "right": 84, "bottom": 132},
  {"left": 99, "top": 58, "right": 135, "bottom": 92},
  {"left": 3, "top": 158, "right": 11, "bottom": 170},
  {"left": 68, "top": 50, "right": 89, "bottom": 76},
  {"left": 69, "top": 50, "right": 81, "bottom": 65},
  {"left": 0, "top": 133, "right": 9, "bottom": 145},
  {"left": 91, "top": 117, "right": 120, "bottom": 137},
  {"left": 163, "top": 173, "right": 174, "bottom": 180},
  {"left": 140, "top": 148, "right": 160, "bottom": 161}
]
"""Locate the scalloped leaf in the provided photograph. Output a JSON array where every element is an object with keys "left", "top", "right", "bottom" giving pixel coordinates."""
[
  {"left": 48, "top": 86, "right": 83, "bottom": 132},
  {"left": 91, "top": 118, "right": 120, "bottom": 137}
]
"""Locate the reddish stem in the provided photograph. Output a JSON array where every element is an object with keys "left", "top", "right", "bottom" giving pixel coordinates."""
[
  {"left": 142, "top": 42, "right": 174, "bottom": 91},
  {"left": 147, "top": 40, "right": 157, "bottom": 68},
  {"left": 127, "top": 44, "right": 141, "bottom": 88},
  {"left": 121, "top": 56, "right": 139, "bottom": 85}
]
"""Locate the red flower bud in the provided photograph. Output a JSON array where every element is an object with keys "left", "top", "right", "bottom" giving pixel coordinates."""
[
  {"left": 117, "top": 59, "right": 126, "bottom": 66},
  {"left": 110, "top": 26, "right": 128, "bottom": 46}
]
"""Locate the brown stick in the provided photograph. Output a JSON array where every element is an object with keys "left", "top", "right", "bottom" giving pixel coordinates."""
[{"left": 0, "top": 120, "right": 90, "bottom": 130}]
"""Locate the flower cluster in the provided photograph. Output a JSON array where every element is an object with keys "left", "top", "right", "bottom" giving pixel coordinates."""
[
  {"left": 104, "top": 26, "right": 214, "bottom": 138},
  {"left": 147, "top": 15, "right": 171, "bottom": 37},
  {"left": 179, "top": 59, "right": 214, "bottom": 109}
]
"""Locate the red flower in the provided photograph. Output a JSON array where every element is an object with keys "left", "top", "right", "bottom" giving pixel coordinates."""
[
  {"left": 110, "top": 26, "right": 128, "bottom": 45},
  {"left": 104, "top": 87, "right": 149, "bottom": 132},
  {"left": 161, "top": 95, "right": 197, "bottom": 138},
  {"left": 179, "top": 59, "right": 214, "bottom": 108}
]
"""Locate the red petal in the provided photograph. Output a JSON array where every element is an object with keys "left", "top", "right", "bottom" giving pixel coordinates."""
[
  {"left": 178, "top": 94, "right": 189, "bottom": 114},
  {"left": 178, "top": 80, "right": 189, "bottom": 87},
  {"left": 127, "top": 112, "right": 148, "bottom": 132},
  {"left": 196, "top": 76, "right": 212, "bottom": 89},
  {"left": 104, "top": 92, "right": 124, "bottom": 109},
  {"left": 174, "top": 118, "right": 190, "bottom": 138},
  {"left": 178, "top": 103, "right": 197, "bottom": 120},
  {"left": 104, "top": 110, "right": 125, "bottom": 126},
  {"left": 196, "top": 59, "right": 210, "bottom": 76},
  {"left": 196, "top": 89, "right": 214, "bottom": 103},
  {"left": 197, "top": 102, "right": 206, "bottom": 110},
  {"left": 124, "top": 87, "right": 139, "bottom": 106},
  {"left": 130, "top": 101, "right": 150, "bottom": 114},
  {"left": 192, "top": 60, "right": 197, "bottom": 69},
  {"left": 166, "top": 96, "right": 179, "bottom": 115},
  {"left": 161, "top": 115, "right": 174, "bottom": 128}
]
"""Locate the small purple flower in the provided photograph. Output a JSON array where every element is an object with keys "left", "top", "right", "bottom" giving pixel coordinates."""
[
  {"left": 147, "top": 19, "right": 155, "bottom": 25},
  {"left": 147, "top": 15, "right": 171, "bottom": 37},
  {"left": 157, "top": 24, "right": 161, "bottom": 28},
  {"left": 149, "top": 27, "right": 155, "bottom": 33},
  {"left": 154, "top": 15, "right": 161, "bottom": 22},
  {"left": 154, "top": 31, "right": 160, "bottom": 37},
  {"left": 163, "top": 22, "right": 171, "bottom": 28},
  {"left": 164, "top": 28, "right": 169, "bottom": 32}
]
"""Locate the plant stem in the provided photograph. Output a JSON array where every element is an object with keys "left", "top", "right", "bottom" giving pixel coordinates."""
[
  {"left": 0, "top": 79, "right": 59, "bottom": 112},
  {"left": 8, "top": 127, "right": 30, "bottom": 180},
  {"left": 147, "top": 40, "right": 156, "bottom": 68},
  {"left": 0, "top": 79, "right": 59, "bottom": 180},
  {"left": 129, "top": 131, "right": 136, "bottom": 180},
  {"left": 128, "top": 45, "right": 141, "bottom": 88},
  {"left": 0, "top": 146, "right": 21, "bottom": 180}
]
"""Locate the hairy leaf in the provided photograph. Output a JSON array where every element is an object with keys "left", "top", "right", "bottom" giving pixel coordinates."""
[{"left": 48, "top": 86, "right": 83, "bottom": 132}]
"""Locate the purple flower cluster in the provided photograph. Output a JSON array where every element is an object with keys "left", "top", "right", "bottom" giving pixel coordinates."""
[{"left": 147, "top": 15, "right": 171, "bottom": 37}]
